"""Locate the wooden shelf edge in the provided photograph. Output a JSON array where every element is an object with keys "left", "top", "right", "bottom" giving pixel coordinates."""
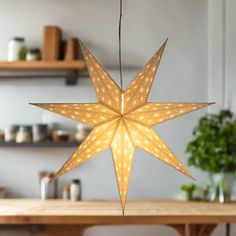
[{"left": 0, "top": 60, "right": 86, "bottom": 70}]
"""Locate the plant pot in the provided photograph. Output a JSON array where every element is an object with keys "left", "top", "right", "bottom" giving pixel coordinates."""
[{"left": 209, "top": 172, "right": 234, "bottom": 203}]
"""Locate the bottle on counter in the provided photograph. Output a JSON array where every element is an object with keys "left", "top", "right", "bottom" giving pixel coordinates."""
[
  {"left": 62, "top": 184, "right": 70, "bottom": 200},
  {"left": 7, "top": 37, "right": 27, "bottom": 61},
  {"left": 40, "top": 172, "right": 57, "bottom": 200},
  {"left": 70, "top": 179, "right": 81, "bottom": 201}
]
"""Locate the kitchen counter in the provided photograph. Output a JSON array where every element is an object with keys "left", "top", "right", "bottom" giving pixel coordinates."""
[{"left": 0, "top": 199, "right": 235, "bottom": 235}]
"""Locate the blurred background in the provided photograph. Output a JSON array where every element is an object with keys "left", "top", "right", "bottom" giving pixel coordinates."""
[{"left": 0, "top": 0, "right": 235, "bottom": 235}]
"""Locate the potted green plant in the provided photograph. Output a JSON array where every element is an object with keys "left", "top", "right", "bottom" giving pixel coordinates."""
[
  {"left": 186, "top": 110, "right": 236, "bottom": 202},
  {"left": 180, "top": 184, "right": 196, "bottom": 200}
]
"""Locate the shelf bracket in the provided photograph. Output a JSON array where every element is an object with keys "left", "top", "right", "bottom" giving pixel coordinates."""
[{"left": 65, "top": 70, "right": 78, "bottom": 85}]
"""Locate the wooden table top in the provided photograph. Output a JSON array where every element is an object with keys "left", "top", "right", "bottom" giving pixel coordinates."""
[{"left": 0, "top": 199, "right": 236, "bottom": 224}]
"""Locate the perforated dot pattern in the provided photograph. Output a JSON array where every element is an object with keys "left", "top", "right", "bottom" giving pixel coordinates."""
[
  {"left": 32, "top": 40, "right": 213, "bottom": 212},
  {"left": 123, "top": 40, "right": 167, "bottom": 114},
  {"left": 126, "top": 102, "right": 210, "bottom": 127},
  {"left": 80, "top": 41, "right": 121, "bottom": 113},
  {"left": 34, "top": 103, "right": 119, "bottom": 127},
  {"left": 111, "top": 119, "right": 134, "bottom": 210}
]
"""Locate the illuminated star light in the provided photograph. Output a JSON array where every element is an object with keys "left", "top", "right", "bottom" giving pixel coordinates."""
[{"left": 32, "top": 39, "right": 213, "bottom": 213}]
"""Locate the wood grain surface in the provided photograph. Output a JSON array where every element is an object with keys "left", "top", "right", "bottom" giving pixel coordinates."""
[{"left": 0, "top": 200, "right": 235, "bottom": 225}]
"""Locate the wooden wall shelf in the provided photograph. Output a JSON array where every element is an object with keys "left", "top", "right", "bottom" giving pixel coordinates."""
[
  {"left": 0, "top": 141, "right": 80, "bottom": 148},
  {"left": 0, "top": 60, "right": 86, "bottom": 70},
  {"left": 0, "top": 60, "right": 87, "bottom": 85}
]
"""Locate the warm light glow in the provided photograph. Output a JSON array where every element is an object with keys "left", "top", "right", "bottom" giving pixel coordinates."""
[{"left": 32, "top": 40, "right": 213, "bottom": 212}]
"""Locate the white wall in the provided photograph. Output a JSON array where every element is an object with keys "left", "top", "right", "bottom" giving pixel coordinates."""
[
  {"left": 208, "top": 0, "right": 236, "bottom": 235},
  {"left": 208, "top": 0, "right": 236, "bottom": 112},
  {"left": 225, "top": 0, "right": 236, "bottom": 112},
  {"left": 0, "top": 0, "right": 227, "bottom": 235}
]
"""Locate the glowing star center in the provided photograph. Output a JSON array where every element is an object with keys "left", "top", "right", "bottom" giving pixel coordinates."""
[{"left": 121, "top": 93, "right": 124, "bottom": 115}]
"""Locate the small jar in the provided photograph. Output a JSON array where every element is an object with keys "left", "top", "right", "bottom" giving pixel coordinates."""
[
  {"left": 52, "top": 130, "right": 70, "bottom": 142},
  {"left": 16, "top": 125, "right": 32, "bottom": 143},
  {"left": 75, "top": 124, "right": 91, "bottom": 142},
  {"left": 40, "top": 173, "right": 56, "bottom": 200},
  {"left": 4, "top": 125, "right": 19, "bottom": 142},
  {"left": 62, "top": 184, "right": 70, "bottom": 200},
  {"left": 32, "top": 124, "right": 48, "bottom": 143},
  {"left": 47, "top": 123, "right": 58, "bottom": 141},
  {"left": 7, "top": 37, "right": 27, "bottom": 61},
  {"left": 26, "top": 49, "right": 41, "bottom": 61},
  {"left": 70, "top": 179, "right": 81, "bottom": 201}
]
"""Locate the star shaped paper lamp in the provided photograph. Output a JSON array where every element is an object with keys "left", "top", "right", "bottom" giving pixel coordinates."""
[{"left": 32, "top": 40, "right": 213, "bottom": 212}]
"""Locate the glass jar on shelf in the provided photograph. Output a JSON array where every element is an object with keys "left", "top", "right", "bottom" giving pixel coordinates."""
[
  {"left": 26, "top": 49, "right": 41, "bottom": 61},
  {"left": 16, "top": 125, "right": 32, "bottom": 143},
  {"left": 7, "top": 37, "right": 27, "bottom": 61},
  {"left": 75, "top": 124, "right": 91, "bottom": 142},
  {"left": 32, "top": 124, "right": 48, "bottom": 143},
  {"left": 4, "top": 125, "right": 19, "bottom": 142}
]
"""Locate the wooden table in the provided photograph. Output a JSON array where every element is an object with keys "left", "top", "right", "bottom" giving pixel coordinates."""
[{"left": 0, "top": 200, "right": 235, "bottom": 236}]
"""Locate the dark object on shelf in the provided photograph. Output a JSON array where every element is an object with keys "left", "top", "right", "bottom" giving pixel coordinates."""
[
  {"left": 0, "top": 131, "right": 4, "bottom": 142},
  {"left": 32, "top": 124, "right": 48, "bottom": 142},
  {"left": 52, "top": 130, "right": 70, "bottom": 142},
  {"left": 42, "top": 26, "right": 61, "bottom": 60},
  {"left": 26, "top": 49, "right": 41, "bottom": 61}
]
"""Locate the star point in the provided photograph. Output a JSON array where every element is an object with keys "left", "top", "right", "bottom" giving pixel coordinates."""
[{"left": 32, "top": 40, "right": 213, "bottom": 212}]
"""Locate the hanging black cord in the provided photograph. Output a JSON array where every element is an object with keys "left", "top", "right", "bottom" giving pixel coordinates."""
[{"left": 119, "top": 0, "right": 123, "bottom": 90}]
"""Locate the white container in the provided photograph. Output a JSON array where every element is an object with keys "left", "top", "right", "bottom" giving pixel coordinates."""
[
  {"left": 75, "top": 124, "right": 91, "bottom": 142},
  {"left": 26, "top": 49, "right": 41, "bottom": 61},
  {"left": 70, "top": 179, "right": 81, "bottom": 201},
  {"left": 7, "top": 37, "right": 26, "bottom": 61},
  {"left": 40, "top": 173, "right": 56, "bottom": 199},
  {"left": 40, "top": 175, "right": 51, "bottom": 200},
  {"left": 4, "top": 125, "right": 19, "bottom": 142}
]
